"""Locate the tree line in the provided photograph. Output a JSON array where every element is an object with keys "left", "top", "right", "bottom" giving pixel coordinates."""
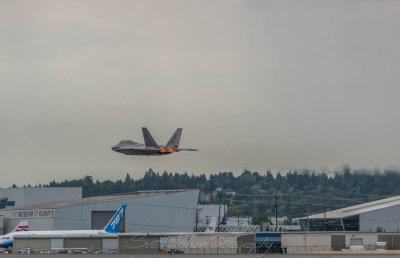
[{"left": 25, "top": 166, "right": 400, "bottom": 218}]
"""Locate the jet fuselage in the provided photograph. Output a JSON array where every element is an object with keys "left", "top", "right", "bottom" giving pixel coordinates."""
[
  {"left": 111, "top": 141, "right": 178, "bottom": 156},
  {"left": 111, "top": 128, "right": 197, "bottom": 156}
]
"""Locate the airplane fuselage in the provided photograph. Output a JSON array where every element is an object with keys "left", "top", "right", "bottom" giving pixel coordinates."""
[
  {"left": 0, "top": 230, "right": 112, "bottom": 248},
  {"left": 112, "top": 128, "right": 197, "bottom": 156},
  {"left": 111, "top": 142, "right": 178, "bottom": 156},
  {"left": 0, "top": 205, "right": 126, "bottom": 248}
]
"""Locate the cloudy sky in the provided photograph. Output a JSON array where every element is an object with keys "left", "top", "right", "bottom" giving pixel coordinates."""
[{"left": 1, "top": 0, "right": 400, "bottom": 187}]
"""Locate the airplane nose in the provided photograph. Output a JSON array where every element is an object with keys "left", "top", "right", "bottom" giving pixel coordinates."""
[{"left": 111, "top": 145, "right": 119, "bottom": 151}]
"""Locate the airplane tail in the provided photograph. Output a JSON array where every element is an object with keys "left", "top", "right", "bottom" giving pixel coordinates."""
[
  {"left": 13, "top": 221, "right": 29, "bottom": 232},
  {"left": 166, "top": 128, "right": 182, "bottom": 148},
  {"left": 142, "top": 128, "right": 159, "bottom": 149},
  {"left": 205, "top": 217, "right": 217, "bottom": 233},
  {"left": 103, "top": 204, "right": 127, "bottom": 234}
]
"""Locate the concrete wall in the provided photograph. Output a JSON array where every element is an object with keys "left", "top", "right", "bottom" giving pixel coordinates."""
[
  {"left": 14, "top": 236, "right": 118, "bottom": 253},
  {"left": 345, "top": 232, "right": 377, "bottom": 250},
  {"left": 102, "top": 238, "right": 118, "bottom": 250},
  {"left": 64, "top": 238, "right": 102, "bottom": 249},
  {"left": 169, "top": 235, "right": 237, "bottom": 254},
  {"left": 282, "top": 232, "right": 387, "bottom": 254},
  {"left": 360, "top": 204, "right": 400, "bottom": 232},
  {"left": 237, "top": 234, "right": 256, "bottom": 254},
  {"left": 282, "top": 233, "right": 331, "bottom": 254},
  {"left": 14, "top": 238, "right": 51, "bottom": 251},
  {"left": 378, "top": 233, "right": 400, "bottom": 249},
  {"left": 119, "top": 235, "right": 160, "bottom": 254}
]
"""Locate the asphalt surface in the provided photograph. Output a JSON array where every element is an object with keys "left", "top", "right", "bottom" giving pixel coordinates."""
[{"left": 6, "top": 255, "right": 400, "bottom": 258}]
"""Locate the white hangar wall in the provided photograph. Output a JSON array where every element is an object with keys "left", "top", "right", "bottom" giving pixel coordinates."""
[
  {"left": 360, "top": 204, "right": 400, "bottom": 232},
  {"left": 54, "top": 190, "right": 199, "bottom": 232},
  {"left": 0, "top": 209, "right": 56, "bottom": 233},
  {"left": 0, "top": 187, "right": 82, "bottom": 207},
  {"left": 1, "top": 190, "right": 199, "bottom": 233}
]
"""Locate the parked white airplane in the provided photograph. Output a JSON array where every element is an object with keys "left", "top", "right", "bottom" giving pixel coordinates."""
[
  {"left": 0, "top": 204, "right": 126, "bottom": 248},
  {"left": 0, "top": 221, "right": 29, "bottom": 248}
]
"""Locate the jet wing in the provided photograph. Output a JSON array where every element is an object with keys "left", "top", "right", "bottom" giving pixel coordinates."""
[{"left": 176, "top": 148, "right": 198, "bottom": 151}]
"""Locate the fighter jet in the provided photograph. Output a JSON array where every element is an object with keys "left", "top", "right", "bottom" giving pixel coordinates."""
[{"left": 111, "top": 128, "right": 198, "bottom": 156}]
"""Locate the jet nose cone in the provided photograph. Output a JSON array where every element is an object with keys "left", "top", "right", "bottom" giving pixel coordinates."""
[{"left": 111, "top": 145, "right": 119, "bottom": 151}]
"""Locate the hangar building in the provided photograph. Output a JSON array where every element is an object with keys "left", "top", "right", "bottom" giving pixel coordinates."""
[
  {"left": 299, "top": 195, "right": 400, "bottom": 232},
  {"left": 0, "top": 189, "right": 198, "bottom": 234},
  {"left": 0, "top": 187, "right": 82, "bottom": 208}
]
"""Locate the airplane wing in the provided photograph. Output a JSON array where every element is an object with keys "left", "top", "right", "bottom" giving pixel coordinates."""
[{"left": 176, "top": 148, "right": 198, "bottom": 151}]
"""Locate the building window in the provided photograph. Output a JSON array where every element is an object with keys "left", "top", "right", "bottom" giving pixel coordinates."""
[{"left": 0, "top": 198, "right": 8, "bottom": 209}]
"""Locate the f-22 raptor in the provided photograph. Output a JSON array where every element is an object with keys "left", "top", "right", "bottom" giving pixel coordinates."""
[{"left": 112, "top": 128, "right": 198, "bottom": 156}]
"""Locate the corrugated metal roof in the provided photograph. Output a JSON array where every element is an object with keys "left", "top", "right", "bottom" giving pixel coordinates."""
[
  {"left": 1, "top": 190, "right": 197, "bottom": 210},
  {"left": 304, "top": 195, "right": 400, "bottom": 219}
]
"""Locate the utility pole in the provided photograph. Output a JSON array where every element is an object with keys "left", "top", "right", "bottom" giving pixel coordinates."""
[
  {"left": 252, "top": 198, "right": 255, "bottom": 220},
  {"left": 323, "top": 191, "right": 327, "bottom": 231},
  {"left": 275, "top": 193, "right": 278, "bottom": 231},
  {"left": 306, "top": 196, "right": 310, "bottom": 231},
  {"left": 195, "top": 207, "right": 198, "bottom": 232},
  {"left": 218, "top": 190, "right": 222, "bottom": 232},
  {"left": 223, "top": 192, "right": 226, "bottom": 224}
]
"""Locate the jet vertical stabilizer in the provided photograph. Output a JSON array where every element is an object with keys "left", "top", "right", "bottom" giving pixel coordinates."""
[
  {"left": 13, "top": 221, "right": 29, "bottom": 232},
  {"left": 104, "top": 204, "right": 127, "bottom": 234},
  {"left": 166, "top": 128, "right": 182, "bottom": 148},
  {"left": 142, "top": 127, "right": 159, "bottom": 149}
]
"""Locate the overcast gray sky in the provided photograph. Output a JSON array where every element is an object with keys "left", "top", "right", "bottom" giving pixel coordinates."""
[{"left": 1, "top": 0, "right": 400, "bottom": 187}]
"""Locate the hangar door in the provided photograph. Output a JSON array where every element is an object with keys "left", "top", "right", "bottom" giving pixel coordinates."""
[
  {"left": 350, "top": 238, "right": 363, "bottom": 246},
  {"left": 91, "top": 210, "right": 125, "bottom": 232},
  {"left": 331, "top": 235, "right": 345, "bottom": 251}
]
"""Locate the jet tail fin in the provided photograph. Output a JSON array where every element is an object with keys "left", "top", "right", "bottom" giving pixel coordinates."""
[
  {"left": 104, "top": 205, "right": 127, "bottom": 234},
  {"left": 166, "top": 128, "right": 182, "bottom": 148},
  {"left": 13, "top": 221, "right": 29, "bottom": 232},
  {"left": 142, "top": 127, "right": 159, "bottom": 148},
  {"left": 205, "top": 217, "right": 217, "bottom": 233}
]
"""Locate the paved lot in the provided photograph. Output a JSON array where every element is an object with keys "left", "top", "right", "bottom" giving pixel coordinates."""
[{"left": 6, "top": 255, "right": 400, "bottom": 258}]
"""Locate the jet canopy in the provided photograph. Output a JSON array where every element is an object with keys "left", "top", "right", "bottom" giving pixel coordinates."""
[{"left": 118, "top": 139, "right": 135, "bottom": 145}]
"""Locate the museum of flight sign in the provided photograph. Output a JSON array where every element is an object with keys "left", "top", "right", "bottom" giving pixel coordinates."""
[{"left": 10, "top": 209, "right": 55, "bottom": 218}]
